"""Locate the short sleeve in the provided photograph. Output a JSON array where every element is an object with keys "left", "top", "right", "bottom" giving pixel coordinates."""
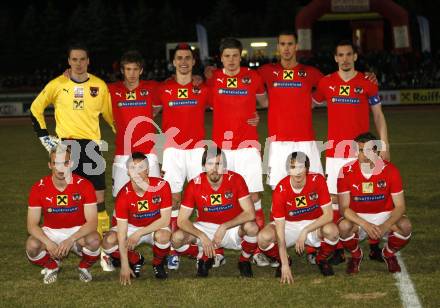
[
  {"left": 271, "top": 183, "right": 287, "bottom": 219},
  {"left": 316, "top": 175, "right": 331, "bottom": 206},
  {"left": 28, "top": 182, "right": 42, "bottom": 208},
  {"left": 159, "top": 180, "right": 172, "bottom": 209},
  {"left": 254, "top": 71, "right": 265, "bottom": 95},
  {"left": 234, "top": 174, "right": 250, "bottom": 200},
  {"left": 82, "top": 179, "right": 97, "bottom": 205},
  {"left": 309, "top": 67, "right": 324, "bottom": 88},
  {"left": 367, "top": 80, "right": 380, "bottom": 106},
  {"left": 312, "top": 78, "right": 326, "bottom": 103},
  {"left": 115, "top": 193, "right": 129, "bottom": 220},
  {"left": 337, "top": 169, "right": 350, "bottom": 194},
  {"left": 181, "top": 180, "right": 196, "bottom": 209},
  {"left": 389, "top": 165, "right": 403, "bottom": 194}
]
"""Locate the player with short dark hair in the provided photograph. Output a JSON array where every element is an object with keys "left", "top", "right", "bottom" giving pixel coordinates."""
[
  {"left": 337, "top": 133, "right": 412, "bottom": 274},
  {"left": 257, "top": 152, "right": 339, "bottom": 283},
  {"left": 171, "top": 147, "right": 259, "bottom": 278},
  {"left": 26, "top": 145, "right": 101, "bottom": 284},
  {"left": 102, "top": 152, "right": 172, "bottom": 284}
]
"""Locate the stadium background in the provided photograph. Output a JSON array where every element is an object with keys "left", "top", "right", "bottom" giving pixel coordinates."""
[{"left": 0, "top": 0, "right": 439, "bottom": 307}]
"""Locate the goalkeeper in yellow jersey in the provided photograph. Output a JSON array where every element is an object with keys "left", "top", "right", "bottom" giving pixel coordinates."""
[{"left": 30, "top": 43, "right": 115, "bottom": 238}]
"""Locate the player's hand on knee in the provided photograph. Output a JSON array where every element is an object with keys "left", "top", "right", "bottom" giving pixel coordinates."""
[
  {"left": 57, "top": 238, "right": 74, "bottom": 258},
  {"left": 200, "top": 234, "right": 215, "bottom": 258},
  {"left": 363, "top": 222, "right": 381, "bottom": 240},
  {"left": 39, "top": 135, "right": 60, "bottom": 152},
  {"left": 120, "top": 265, "right": 135, "bottom": 286},
  {"left": 280, "top": 265, "right": 294, "bottom": 284},
  {"left": 46, "top": 241, "right": 59, "bottom": 258}
]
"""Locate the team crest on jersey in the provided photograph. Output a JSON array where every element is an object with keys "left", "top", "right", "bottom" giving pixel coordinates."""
[
  {"left": 354, "top": 87, "right": 363, "bottom": 94},
  {"left": 295, "top": 196, "right": 307, "bottom": 208},
  {"left": 339, "top": 85, "right": 350, "bottom": 96},
  {"left": 57, "top": 195, "right": 68, "bottom": 206},
  {"left": 90, "top": 87, "right": 99, "bottom": 97},
  {"left": 298, "top": 70, "right": 307, "bottom": 77},
  {"left": 74, "top": 86, "right": 84, "bottom": 98},
  {"left": 192, "top": 86, "right": 201, "bottom": 95},
  {"left": 126, "top": 91, "right": 136, "bottom": 100},
  {"left": 137, "top": 200, "right": 149, "bottom": 211},
  {"left": 178, "top": 88, "right": 189, "bottom": 98},
  {"left": 72, "top": 193, "right": 81, "bottom": 201},
  {"left": 140, "top": 89, "right": 148, "bottom": 96},
  {"left": 283, "top": 70, "right": 294, "bottom": 80},
  {"left": 73, "top": 100, "right": 84, "bottom": 110},
  {"left": 224, "top": 191, "right": 233, "bottom": 199},
  {"left": 227, "top": 78, "right": 238, "bottom": 88},
  {"left": 242, "top": 76, "right": 251, "bottom": 84},
  {"left": 152, "top": 196, "right": 162, "bottom": 204},
  {"left": 377, "top": 180, "right": 387, "bottom": 189},
  {"left": 210, "top": 194, "right": 222, "bottom": 205},
  {"left": 308, "top": 192, "right": 318, "bottom": 201},
  {"left": 362, "top": 182, "right": 374, "bottom": 194}
]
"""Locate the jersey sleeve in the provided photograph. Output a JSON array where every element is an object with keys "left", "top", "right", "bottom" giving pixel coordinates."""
[
  {"left": 82, "top": 179, "right": 98, "bottom": 205},
  {"left": 28, "top": 182, "right": 42, "bottom": 208},
  {"left": 148, "top": 81, "right": 161, "bottom": 107},
  {"left": 312, "top": 78, "right": 326, "bottom": 104},
  {"left": 100, "top": 84, "right": 115, "bottom": 132},
  {"left": 316, "top": 175, "right": 331, "bottom": 206},
  {"left": 235, "top": 174, "right": 250, "bottom": 199},
  {"left": 254, "top": 71, "right": 266, "bottom": 95},
  {"left": 389, "top": 165, "right": 403, "bottom": 194},
  {"left": 257, "top": 66, "right": 269, "bottom": 87},
  {"left": 366, "top": 80, "right": 381, "bottom": 106},
  {"left": 115, "top": 192, "right": 129, "bottom": 220},
  {"left": 30, "top": 80, "right": 57, "bottom": 137},
  {"left": 271, "top": 183, "right": 287, "bottom": 219},
  {"left": 181, "top": 180, "right": 196, "bottom": 209},
  {"left": 159, "top": 180, "right": 172, "bottom": 209},
  {"left": 337, "top": 168, "right": 350, "bottom": 194},
  {"left": 309, "top": 67, "right": 324, "bottom": 88}
]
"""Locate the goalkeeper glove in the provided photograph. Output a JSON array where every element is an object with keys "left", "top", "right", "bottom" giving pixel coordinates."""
[{"left": 39, "top": 135, "right": 60, "bottom": 152}]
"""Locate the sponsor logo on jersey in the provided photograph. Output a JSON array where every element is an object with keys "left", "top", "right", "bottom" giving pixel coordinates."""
[
  {"left": 354, "top": 87, "right": 363, "bottom": 94},
  {"left": 56, "top": 195, "right": 68, "bottom": 206},
  {"left": 137, "top": 200, "right": 149, "bottom": 211},
  {"left": 339, "top": 85, "right": 350, "bottom": 96},
  {"left": 353, "top": 194, "right": 385, "bottom": 202},
  {"left": 242, "top": 76, "right": 251, "bottom": 84},
  {"left": 288, "top": 204, "right": 319, "bottom": 216},
  {"left": 72, "top": 193, "right": 81, "bottom": 201},
  {"left": 134, "top": 210, "right": 160, "bottom": 219},
  {"left": 283, "top": 70, "right": 294, "bottom": 80},
  {"left": 140, "top": 89, "right": 149, "bottom": 96},
  {"left": 90, "top": 87, "right": 99, "bottom": 97},
  {"left": 73, "top": 100, "right": 84, "bottom": 110},
  {"left": 309, "top": 192, "right": 318, "bottom": 201},
  {"left": 152, "top": 196, "right": 162, "bottom": 204},
  {"left": 74, "top": 87, "right": 84, "bottom": 98},
  {"left": 178, "top": 88, "right": 189, "bottom": 98},
  {"left": 118, "top": 100, "right": 147, "bottom": 107},
  {"left": 168, "top": 99, "right": 197, "bottom": 107},
  {"left": 210, "top": 194, "right": 222, "bottom": 205},
  {"left": 295, "top": 196, "right": 307, "bottom": 208},
  {"left": 331, "top": 97, "right": 360, "bottom": 104},
  {"left": 224, "top": 191, "right": 233, "bottom": 199},
  {"left": 377, "top": 180, "right": 387, "bottom": 189},
  {"left": 126, "top": 91, "right": 136, "bottom": 100},
  {"left": 203, "top": 204, "right": 233, "bottom": 212},
  {"left": 273, "top": 81, "right": 302, "bottom": 88},
  {"left": 218, "top": 89, "right": 248, "bottom": 96},
  {"left": 48, "top": 206, "right": 79, "bottom": 213},
  {"left": 362, "top": 182, "right": 374, "bottom": 194},
  {"left": 298, "top": 70, "right": 307, "bottom": 77},
  {"left": 227, "top": 78, "right": 238, "bottom": 88}
]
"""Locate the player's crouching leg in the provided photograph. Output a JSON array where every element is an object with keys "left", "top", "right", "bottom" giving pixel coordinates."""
[
  {"left": 26, "top": 236, "right": 59, "bottom": 284},
  {"left": 238, "top": 221, "right": 259, "bottom": 277},
  {"left": 257, "top": 224, "right": 288, "bottom": 278},
  {"left": 382, "top": 217, "right": 412, "bottom": 273},
  {"left": 315, "top": 223, "right": 339, "bottom": 276},
  {"left": 152, "top": 229, "right": 172, "bottom": 279},
  {"left": 78, "top": 231, "right": 101, "bottom": 282}
]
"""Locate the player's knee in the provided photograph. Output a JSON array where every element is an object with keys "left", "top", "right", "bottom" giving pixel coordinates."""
[
  {"left": 243, "top": 221, "right": 259, "bottom": 237},
  {"left": 154, "top": 229, "right": 171, "bottom": 244},
  {"left": 84, "top": 231, "right": 101, "bottom": 251},
  {"left": 26, "top": 236, "right": 43, "bottom": 256},
  {"left": 250, "top": 192, "right": 260, "bottom": 203},
  {"left": 257, "top": 226, "right": 275, "bottom": 247},
  {"left": 102, "top": 231, "right": 118, "bottom": 248},
  {"left": 322, "top": 223, "right": 339, "bottom": 242},
  {"left": 171, "top": 230, "right": 186, "bottom": 248},
  {"left": 338, "top": 219, "right": 353, "bottom": 237},
  {"left": 396, "top": 217, "right": 412, "bottom": 236}
]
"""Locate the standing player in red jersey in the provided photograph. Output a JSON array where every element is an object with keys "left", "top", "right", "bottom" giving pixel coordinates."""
[
  {"left": 313, "top": 40, "right": 389, "bottom": 264},
  {"left": 156, "top": 43, "right": 210, "bottom": 270},
  {"left": 102, "top": 152, "right": 172, "bottom": 284},
  {"left": 26, "top": 145, "right": 101, "bottom": 284},
  {"left": 109, "top": 50, "right": 161, "bottom": 198},
  {"left": 258, "top": 31, "right": 324, "bottom": 188},
  {"left": 206, "top": 37, "right": 268, "bottom": 265},
  {"left": 337, "top": 133, "right": 412, "bottom": 274},
  {"left": 257, "top": 152, "right": 339, "bottom": 283},
  {"left": 171, "top": 147, "right": 259, "bottom": 277}
]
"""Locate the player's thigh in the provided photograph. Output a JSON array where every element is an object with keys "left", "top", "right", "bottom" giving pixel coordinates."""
[
  {"left": 284, "top": 220, "right": 317, "bottom": 248},
  {"left": 147, "top": 153, "right": 161, "bottom": 178},
  {"left": 358, "top": 211, "right": 392, "bottom": 241},
  {"left": 185, "top": 148, "right": 204, "bottom": 181},
  {"left": 112, "top": 155, "right": 130, "bottom": 197},
  {"left": 127, "top": 224, "right": 154, "bottom": 246},
  {"left": 221, "top": 225, "right": 242, "bottom": 250},
  {"left": 233, "top": 148, "right": 264, "bottom": 193},
  {"left": 193, "top": 222, "right": 217, "bottom": 242},
  {"left": 162, "top": 148, "right": 186, "bottom": 193},
  {"left": 325, "top": 157, "right": 356, "bottom": 194},
  {"left": 298, "top": 141, "right": 324, "bottom": 175},
  {"left": 72, "top": 140, "right": 106, "bottom": 191},
  {"left": 153, "top": 227, "right": 172, "bottom": 243},
  {"left": 267, "top": 142, "right": 292, "bottom": 187}
]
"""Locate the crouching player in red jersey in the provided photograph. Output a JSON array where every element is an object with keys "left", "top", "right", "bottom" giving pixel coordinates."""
[
  {"left": 26, "top": 144, "right": 101, "bottom": 284},
  {"left": 171, "top": 147, "right": 259, "bottom": 277},
  {"left": 338, "top": 133, "right": 412, "bottom": 274},
  {"left": 257, "top": 152, "right": 339, "bottom": 283},
  {"left": 102, "top": 152, "right": 172, "bottom": 284}
]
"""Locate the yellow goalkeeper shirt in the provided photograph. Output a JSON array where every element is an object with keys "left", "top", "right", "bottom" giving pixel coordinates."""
[{"left": 30, "top": 74, "right": 114, "bottom": 141}]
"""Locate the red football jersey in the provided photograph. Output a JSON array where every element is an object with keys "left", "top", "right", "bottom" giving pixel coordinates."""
[
  {"left": 115, "top": 177, "right": 172, "bottom": 227},
  {"left": 157, "top": 79, "right": 209, "bottom": 149},
  {"left": 181, "top": 171, "right": 250, "bottom": 224},
  {"left": 272, "top": 173, "right": 331, "bottom": 222},
  {"left": 258, "top": 63, "right": 323, "bottom": 141},
  {"left": 28, "top": 174, "right": 97, "bottom": 229},
  {"left": 207, "top": 68, "right": 265, "bottom": 149},
  {"left": 337, "top": 160, "right": 403, "bottom": 214},
  {"left": 314, "top": 72, "right": 381, "bottom": 158},
  {"left": 109, "top": 80, "right": 159, "bottom": 155}
]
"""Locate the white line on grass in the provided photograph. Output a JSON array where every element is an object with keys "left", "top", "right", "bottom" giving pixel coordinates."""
[{"left": 394, "top": 252, "right": 422, "bottom": 308}]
